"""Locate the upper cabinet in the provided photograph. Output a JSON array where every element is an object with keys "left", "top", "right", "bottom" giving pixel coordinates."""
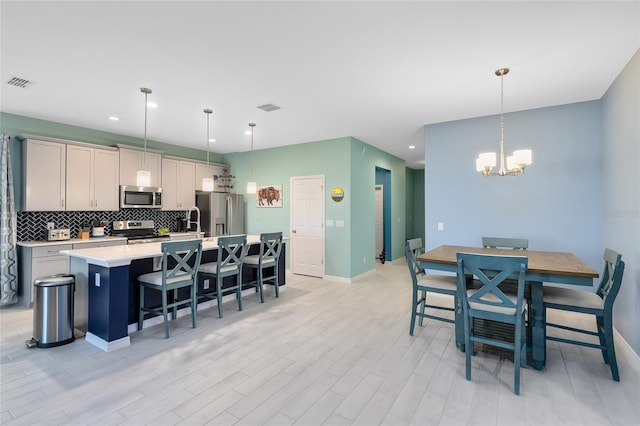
[
  {"left": 66, "top": 145, "right": 119, "bottom": 211},
  {"left": 195, "top": 163, "right": 230, "bottom": 192},
  {"left": 162, "top": 158, "right": 195, "bottom": 210},
  {"left": 118, "top": 147, "right": 162, "bottom": 187},
  {"left": 23, "top": 138, "right": 67, "bottom": 211}
]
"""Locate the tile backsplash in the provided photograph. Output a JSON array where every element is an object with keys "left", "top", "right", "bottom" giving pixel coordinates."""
[{"left": 17, "top": 209, "right": 186, "bottom": 241}]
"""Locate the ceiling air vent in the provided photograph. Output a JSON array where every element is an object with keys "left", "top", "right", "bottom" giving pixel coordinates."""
[
  {"left": 7, "top": 76, "right": 32, "bottom": 89},
  {"left": 257, "top": 103, "right": 281, "bottom": 112}
]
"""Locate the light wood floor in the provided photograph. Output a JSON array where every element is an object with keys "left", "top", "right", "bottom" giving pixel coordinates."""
[{"left": 2, "top": 261, "right": 639, "bottom": 425}]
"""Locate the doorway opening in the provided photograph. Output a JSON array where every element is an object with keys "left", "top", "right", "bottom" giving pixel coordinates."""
[{"left": 375, "top": 167, "right": 391, "bottom": 262}]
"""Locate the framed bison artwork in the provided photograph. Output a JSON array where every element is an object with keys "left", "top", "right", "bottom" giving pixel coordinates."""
[{"left": 256, "top": 185, "right": 283, "bottom": 208}]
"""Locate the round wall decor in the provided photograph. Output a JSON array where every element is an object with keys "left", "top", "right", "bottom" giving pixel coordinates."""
[{"left": 331, "top": 187, "right": 344, "bottom": 202}]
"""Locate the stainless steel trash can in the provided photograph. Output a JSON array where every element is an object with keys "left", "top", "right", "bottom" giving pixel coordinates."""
[{"left": 30, "top": 275, "right": 75, "bottom": 348}]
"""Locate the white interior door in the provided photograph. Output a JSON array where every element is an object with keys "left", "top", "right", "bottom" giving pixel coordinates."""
[
  {"left": 291, "top": 175, "right": 325, "bottom": 277},
  {"left": 375, "top": 184, "right": 383, "bottom": 258}
]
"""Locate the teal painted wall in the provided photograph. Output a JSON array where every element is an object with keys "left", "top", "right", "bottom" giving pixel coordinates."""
[
  {"left": 349, "top": 139, "right": 406, "bottom": 275},
  {"left": 405, "top": 167, "right": 425, "bottom": 244},
  {"left": 0, "top": 112, "right": 224, "bottom": 210},
  {"left": 224, "top": 137, "right": 406, "bottom": 279},
  {"left": 601, "top": 49, "right": 639, "bottom": 356},
  {"left": 223, "top": 137, "right": 352, "bottom": 278}
]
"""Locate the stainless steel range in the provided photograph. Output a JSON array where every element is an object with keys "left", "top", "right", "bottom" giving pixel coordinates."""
[{"left": 111, "top": 220, "right": 170, "bottom": 245}]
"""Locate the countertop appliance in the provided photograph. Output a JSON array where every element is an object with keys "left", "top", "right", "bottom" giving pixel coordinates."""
[
  {"left": 120, "top": 186, "right": 162, "bottom": 209},
  {"left": 111, "top": 220, "right": 170, "bottom": 245},
  {"left": 47, "top": 228, "right": 70, "bottom": 241},
  {"left": 196, "top": 191, "right": 244, "bottom": 237}
]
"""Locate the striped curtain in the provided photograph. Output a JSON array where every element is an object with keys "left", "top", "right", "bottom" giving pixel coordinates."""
[{"left": 1, "top": 133, "right": 18, "bottom": 305}]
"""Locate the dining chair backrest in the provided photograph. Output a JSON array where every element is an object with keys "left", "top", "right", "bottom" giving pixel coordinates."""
[
  {"left": 407, "top": 238, "right": 423, "bottom": 256},
  {"left": 259, "top": 232, "right": 283, "bottom": 265},
  {"left": 406, "top": 239, "right": 424, "bottom": 277},
  {"left": 456, "top": 252, "right": 528, "bottom": 315},
  {"left": 596, "top": 248, "right": 624, "bottom": 309},
  {"left": 482, "top": 237, "right": 528, "bottom": 250},
  {"left": 160, "top": 239, "right": 203, "bottom": 287},
  {"left": 217, "top": 234, "right": 247, "bottom": 274},
  {"left": 406, "top": 242, "right": 420, "bottom": 287}
]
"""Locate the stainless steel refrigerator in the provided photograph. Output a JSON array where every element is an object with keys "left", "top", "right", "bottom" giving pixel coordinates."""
[{"left": 196, "top": 191, "right": 245, "bottom": 237}]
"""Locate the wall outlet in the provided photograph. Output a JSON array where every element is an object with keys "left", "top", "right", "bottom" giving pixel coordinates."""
[
  {"left": 437, "top": 222, "right": 445, "bottom": 231},
  {"left": 363, "top": 256, "right": 367, "bottom": 264},
  {"left": 47, "top": 222, "right": 55, "bottom": 230},
  {"left": 94, "top": 273, "right": 100, "bottom": 287},
  {"left": 203, "top": 279, "right": 210, "bottom": 290}
]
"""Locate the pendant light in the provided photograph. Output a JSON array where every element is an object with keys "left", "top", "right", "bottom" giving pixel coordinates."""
[
  {"left": 475, "top": 68, "right": 532, "bottom": 176},
  {"left": 136, "top": 87, "right": 152, "bottom": 187},
  {"left": 246, "top": 123, "right": 257, "bottom": 194},
  {"left": 202, "top": 109, "right": 214, "bottom": 192}
]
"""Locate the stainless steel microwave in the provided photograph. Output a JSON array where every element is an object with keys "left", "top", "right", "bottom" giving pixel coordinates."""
[{"left": 120, "top": 186, "right": 162, "bottom": 209}]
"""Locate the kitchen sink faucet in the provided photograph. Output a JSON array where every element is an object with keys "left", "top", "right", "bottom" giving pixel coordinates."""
[{"left": 186, "top": 206, "right": 201, "bottom": 234}]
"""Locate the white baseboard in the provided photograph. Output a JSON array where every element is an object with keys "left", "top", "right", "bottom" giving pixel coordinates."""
[
  {"left": 615, "top": 328, "right": 640, "bottom": 374},
  {"left": 85, "top": 332, "right": 130, "bottom": 352}
]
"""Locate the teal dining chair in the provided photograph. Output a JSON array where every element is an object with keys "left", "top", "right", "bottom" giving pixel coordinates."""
[
  {"left": 406, "top": 242, "right": 457, "bottom": 335},
  {"left": 456, "top": 252, "right": 528, "bottom": 395},
  {"left": 544, "top": 248, "right": 625, "bottom": 381},
  {"left": 482, "top": 237, "right": 528, "bottom": 250},
  {"left": 482, "top": 236, "right": 531, "bottom": 320},
  {"left": 198, "top": 235, "right": 247, "bottom": 318},
  {"left": 243, "top": 232, "right": 283, "bottom": 301},
  {"left": 407, "top": 237, "right": 424, "bottom": 260},
  {"left": 137, "top": 239, "right": 203, "bottom": 338}
]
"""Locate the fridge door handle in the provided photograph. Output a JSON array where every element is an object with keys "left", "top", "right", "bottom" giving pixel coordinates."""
[{"left": 226, "top": 196, "right": 231, "bottom": 235}]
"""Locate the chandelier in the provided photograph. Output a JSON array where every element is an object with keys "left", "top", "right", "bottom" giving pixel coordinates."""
[{"left": 476, "top": 68, "right": 532, "bottom": 176}]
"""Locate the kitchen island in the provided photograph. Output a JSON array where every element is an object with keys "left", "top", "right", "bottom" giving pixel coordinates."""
[{"left": 61, "top": 235, "right": 285, "bottom": 351}]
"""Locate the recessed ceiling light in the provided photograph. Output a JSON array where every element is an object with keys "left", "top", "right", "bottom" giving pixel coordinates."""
[
  {"left": 409, "top": 145, "right": 415, "bottom": 149},
  {"left": 147, "top": 102, "right": 157, "bottom": 109},
  {"left": 108, "top": 116, "right": 119, "bottom": 121}
]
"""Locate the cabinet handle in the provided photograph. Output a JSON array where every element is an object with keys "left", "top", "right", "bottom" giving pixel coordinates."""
[{"left": 61, "top": 199, "right": 65, "bottom": 208}]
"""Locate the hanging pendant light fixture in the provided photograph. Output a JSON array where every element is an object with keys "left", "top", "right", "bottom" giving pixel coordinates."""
[
  {"left": 136, "top": 87, "right": 153, "bottom": 186},
  {"left": 246, "top": 123, "right": 257, "bottom": 194},
  {"left": 476, "top": 68, "right": 532, "bottom": 177},
  {"left": 202, "top": 109, "right": 214, "bottom": 192}
]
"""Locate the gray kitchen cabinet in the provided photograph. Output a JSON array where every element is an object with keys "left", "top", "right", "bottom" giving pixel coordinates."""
[
  {"left": 195, "top": 163, "right": 230, "bottom": 192},
  {"left": 19, "top": 243, "right": 72, "bottom": 307},
  {"left": 22, "top": 138, "right": 67, "bottom": 211},
  {"left": 66, "top": 145, "right": 120, "bottom": 211},
  {"left": 118, "top": 146, "right": 162, "bottom": 187},
  {"left": 162, "top": 157, "right": 195, "bottom": 210}
]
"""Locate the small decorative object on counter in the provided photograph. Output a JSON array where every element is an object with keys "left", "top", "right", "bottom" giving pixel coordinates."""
[{"left": 78, "top": 222, "right": 91, "bottom": 239}]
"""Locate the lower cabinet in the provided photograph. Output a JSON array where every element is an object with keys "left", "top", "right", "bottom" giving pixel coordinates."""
[{"left": 19, "top": 244, "right": 72, "bottom": 307}]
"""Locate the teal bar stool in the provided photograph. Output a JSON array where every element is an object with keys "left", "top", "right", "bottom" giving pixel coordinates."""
[
  {"left": 406, "top": 241, "right": 457, "bottom": 335},
  {"left": 243, "top": 232, "right": 283, "bottom": 301},
  {"left": 456, "top": 252, "right": 528, "bottom": 395},
  {"left": 544, "top": 248, "right": 625, "bottom": 381},
  {"left": 198, "top": 235, "right": 247, "bottom": 318},
  {"left": 137, "top": 240, "right": 203, "bottom": 339}
]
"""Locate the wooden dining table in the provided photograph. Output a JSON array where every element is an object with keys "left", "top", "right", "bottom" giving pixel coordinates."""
[{"left": 417, "top": 245, "right": 599, "bottom": 370}]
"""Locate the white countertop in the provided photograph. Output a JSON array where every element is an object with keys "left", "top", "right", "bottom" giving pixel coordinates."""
[
  {"left": 17, "top": 236, "right": 128, "bottom": 248},
  {"left": 60, "top": 235, "right": 263, "bottom": 268}
]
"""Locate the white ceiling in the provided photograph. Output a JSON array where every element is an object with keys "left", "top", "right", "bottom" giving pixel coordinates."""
[{"left": 1, "top": 1, "right": 638, "bottom": 169}]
